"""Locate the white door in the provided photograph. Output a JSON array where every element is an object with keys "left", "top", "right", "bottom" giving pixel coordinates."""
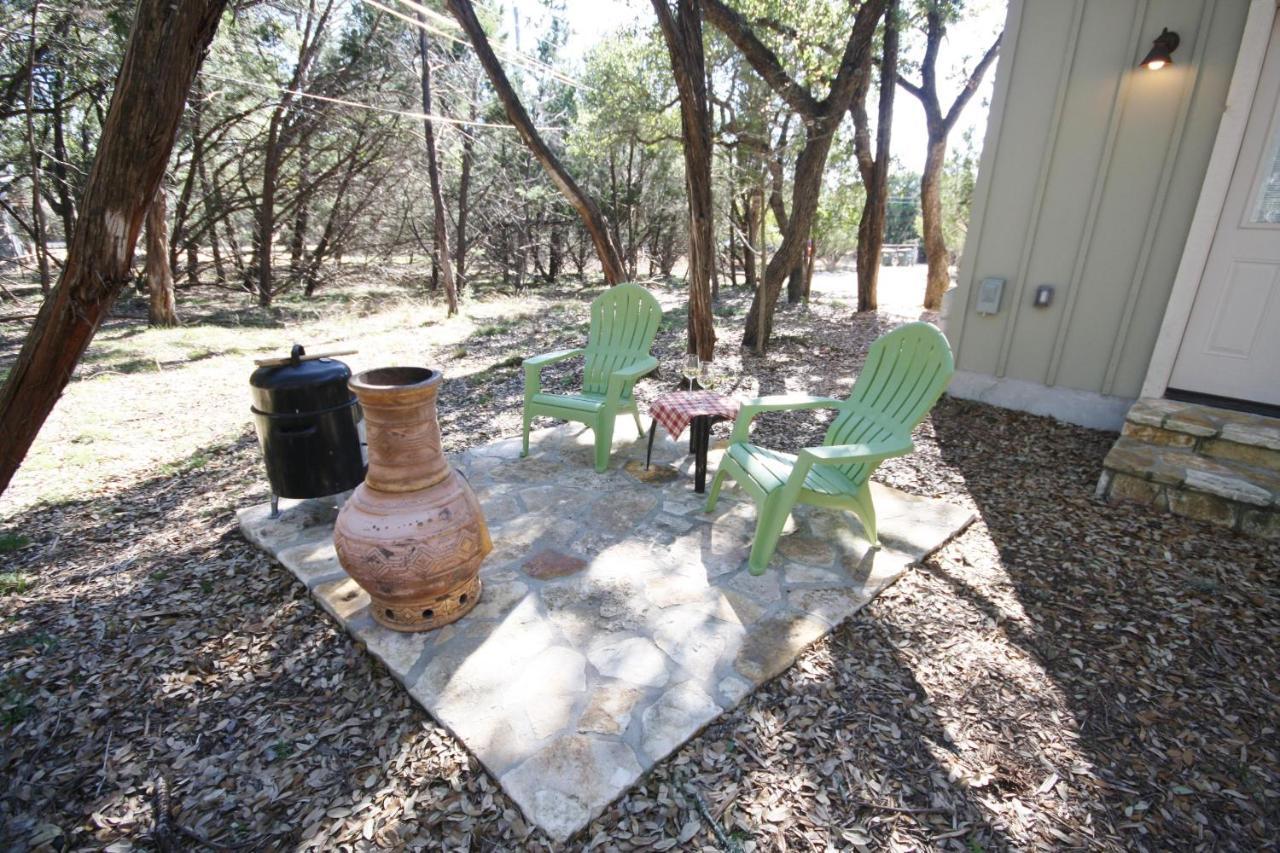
[{"left": 1170, "top": 16, "right": 1280, "bottom": 406}]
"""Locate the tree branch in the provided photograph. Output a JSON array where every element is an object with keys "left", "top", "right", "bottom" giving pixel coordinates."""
[
  {"left": 942, "top": 30, "right": 1002, "bottom": 132},
  {"left": 447, "top": 0, "right": 624, "bottom": 283},
  {"left": 894, "top": 73, "right": 925, "bottom": 103},
  {"left": 702, "top": 0, "right": 821, "bottom": 120}
]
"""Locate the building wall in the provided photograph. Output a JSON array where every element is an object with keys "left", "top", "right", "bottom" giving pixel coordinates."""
[{"left": 945, "top": 0, "right": 1251, "bottom": 429}]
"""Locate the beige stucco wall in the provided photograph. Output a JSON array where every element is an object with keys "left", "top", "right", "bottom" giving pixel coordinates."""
[{"left": 947, "top": 0, "right": 1251, "bottom": 413}]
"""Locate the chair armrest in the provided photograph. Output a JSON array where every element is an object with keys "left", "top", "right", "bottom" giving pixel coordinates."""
[
  {"left": 777, "top": 436, "right": 915, "bottom": 501},
  {"left": 523, "top": 348, "right": 584, "bottom": 397},
  {"left": 799, "top": 435, "right": 915, "bottom": 467},
  {"left": 605, "top": 355, "right": 659, "bottom": 400},
  {"left": 728, "top": 394, "right": 843, "bottom": 443},
  {"left": 523, "top": 347, "right": 584, "bottom": 371},
  {"left": 610, "top": 355, "right": 658, "bottom": 381}
]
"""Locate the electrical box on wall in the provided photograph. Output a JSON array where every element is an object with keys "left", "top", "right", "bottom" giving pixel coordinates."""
[
  {"left": 976, "top": 277, "right": 1005, "bottom": 315},
  {"left": 1034, "top": 284, "right": 1054, "bottom": 307}
]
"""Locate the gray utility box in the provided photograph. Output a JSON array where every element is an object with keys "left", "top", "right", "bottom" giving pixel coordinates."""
[{"left": 976, "top": 277, "right": 1005, "bottom": 315}]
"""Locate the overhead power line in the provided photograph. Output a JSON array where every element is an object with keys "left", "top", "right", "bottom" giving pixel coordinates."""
[
  {"left": 364, "top": 0, "right": 587, "bottom": 91},
  {"left": 201, "top": 71, "right": 564, "bottom": 132},
  {"left": 391, "top": 0, "right": 581, "bottom": 85}
]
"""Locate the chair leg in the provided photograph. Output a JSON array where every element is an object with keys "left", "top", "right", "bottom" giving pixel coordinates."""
[
  {"left": 747, "top": 495, "right": 791, "bottom": 576},
  {"left": 704, "top": 468, "right": 728, "bottom": 512},
  {"left": 521, "top": 409, "right": 533, "bottom": 458},
  {"left": 848, "top": 484, "right": 879, "bottom": 545},
  {"left": 593, "top": 416, "right": 615, "bottom": 473},
  {"left": 632, "top": 408, "right": 644, "bottom": 436}
]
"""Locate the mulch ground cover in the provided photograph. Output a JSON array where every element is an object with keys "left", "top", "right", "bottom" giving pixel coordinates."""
[{"left": 2, "top": 277, "right": 1277, "bottom": 851}]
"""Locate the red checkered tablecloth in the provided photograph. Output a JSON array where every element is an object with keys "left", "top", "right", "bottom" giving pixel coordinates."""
[{"left": 649, "top": 391, "right": 741, "bottom": 440}]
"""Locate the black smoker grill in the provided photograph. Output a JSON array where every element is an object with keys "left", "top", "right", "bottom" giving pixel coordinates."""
[{"left": 250, "top": 345, "right": 365, "bottom": 516}]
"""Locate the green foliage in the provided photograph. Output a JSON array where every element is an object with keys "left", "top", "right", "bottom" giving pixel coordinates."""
[
  {"left": 812, "top": 146, "right": 867, "bottom": 266},
  {"left": 0, "top": 0, "right": 988, "bottom": 317},
  {"left": 160, "top": 450, "right": 210, "bottom": 477},
  {"left": 711, "top": 0, "right": 857, "bottom": 98},
  {"left": 473, "top": 322, "right": 510, "bottom": 338},
  {"left": 937, "top": 130, "right": 980, "bottom": 255},
  {"left": 0, "top": 533, "right": 30, "bottom": 553},
  {"left": 887, "top": 167, "right": 921, "bottom": 244},
  {"left": 567, "top": 29, "right": 685, "bottom": 278},
  {"left": 0, "top": 675, "right": 33, "bottom": 728},
  {"left": 0, "top": 572, "right": 33, "bottom": 596}
]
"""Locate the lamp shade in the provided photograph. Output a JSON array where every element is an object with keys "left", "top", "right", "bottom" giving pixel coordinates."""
[{"left": 1140, "top": 28, "right": 1180, "bottom": 70}]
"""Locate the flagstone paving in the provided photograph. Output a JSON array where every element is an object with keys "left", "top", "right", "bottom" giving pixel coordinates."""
[{"left": 237, "top": 422, "right": 974, "bottom": 842}]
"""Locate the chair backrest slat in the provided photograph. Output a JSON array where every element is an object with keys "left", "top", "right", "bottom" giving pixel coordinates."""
[
  {"left": 822, "top": 322, "right": 954, "bottom": 485},
  {"left": 582, "top": 283, "right": 663, "bottom": 396}
]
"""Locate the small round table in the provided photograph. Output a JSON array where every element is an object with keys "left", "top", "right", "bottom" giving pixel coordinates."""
[{"left": 646, "top": 390, "right": 742, "bottom": 493}]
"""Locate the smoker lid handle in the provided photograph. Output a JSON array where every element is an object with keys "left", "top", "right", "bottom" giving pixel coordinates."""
[{"left": 253, "top": 349, "right": 358, "bottom": 368}]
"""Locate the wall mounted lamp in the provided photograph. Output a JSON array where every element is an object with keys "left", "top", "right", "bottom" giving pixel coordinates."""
[{"left": 1139, "top": 28, "right": 1180, "bottom": 70}]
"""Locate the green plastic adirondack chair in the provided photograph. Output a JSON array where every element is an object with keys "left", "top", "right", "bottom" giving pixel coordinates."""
[
  {"left": 705, "top": 322, "right": 954, "bottom": 574},
  {"left": 522, "top": 283, "right": 662, "bottom": 472}
]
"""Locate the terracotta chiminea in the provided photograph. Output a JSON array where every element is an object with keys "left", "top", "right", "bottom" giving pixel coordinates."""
[{"left": 333, "top": 367, "right": 490, "bottom": 631}]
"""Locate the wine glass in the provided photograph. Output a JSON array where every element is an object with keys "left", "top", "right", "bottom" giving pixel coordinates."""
[
  {"left": 698, "top": 360, "right": 715, "bottom": 391},
  {"left": 682, "top": 353, "right": 699, "bottom": 390}
]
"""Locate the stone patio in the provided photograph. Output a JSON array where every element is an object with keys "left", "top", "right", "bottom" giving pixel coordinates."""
[{"left": 237, "top": 422, "right": 974, "bottom": 842}]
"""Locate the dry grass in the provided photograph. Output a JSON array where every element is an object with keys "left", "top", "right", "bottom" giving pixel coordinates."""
[{"left": 1, "top": 269, "right": 1277, "bottom": 851}]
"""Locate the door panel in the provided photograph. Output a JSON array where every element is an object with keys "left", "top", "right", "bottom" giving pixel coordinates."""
[
  {"left": 1203, "top": 261, "right": 1277, "bottom": 358},
  {"left": 1171, "top": 16, "right": 1280, "bottom": 405}
]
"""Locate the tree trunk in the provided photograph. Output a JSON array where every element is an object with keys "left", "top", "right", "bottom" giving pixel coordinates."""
[
  {"left": 740, "top": 193, "right": 757, "bottom": 294},
  {"left": 170, "top": 84, "right": 202, "bottom": 277},
  {"left": 786, "top": 263, "right": 805, "bottom": 303},
  {"left": 727, "top": 197, "right": 738, "bottom": 287},
  {"left": 194, "top": 80, "right": 225, "bottom": 285},
  {"left": 0, "top": 201, "right": 25, "bottom": 262},
  {"left": 624, "top": 140, "right": 640, "bottom": 279},
  {"left": 739, "top": 113, "right": 846, "bottom": 348},
  {"left": 50, "top": 52, "right": 76, "bottom": 241},
  {"left": 447, "top": 0, "right": 625, "bottom": 285},
  {"left": 652, "top": 0, "right": 716, "bottom": 360},
  {"left": 256, "top": 117, "right": 281, "bottom": 306},
  {"left": 145, "top": 188, "right": 179, "bottom": 326},
  {"left": 418, "top": 13, "right": 459, "bottom": 315},
  {"left": 251, "top": 1, "right": 331, "bottom": 307},
  {"left": 897, "top": 12, "right": 1001, "bottom": 310},
  {"left": 0, "top": 0, "right": 227, "bottom": 497},
  {"left": 548, "top": 221, "right": 562, "bottom": 282},
  {"left": 803, "top": 237, "right": 815, "bottom": 301},
  {"left": 289, "top": 136, "right": 309, "bottom": 282},
  {"left": 455, "top": 89, "right": 476, "bottom": 289},
  {"left": 920, "top": 135, "right": 949, "bottom": 310},
  {"left": 852, "top": 0, "right": 898, "bottom": 312},
  {"left": 23, "top": 1, "right": 50, "bottom": 294},
  {"left": 767, "top": 141, "right": 808, "bottom": 306},
  {"left": 706, "top": 0, "right": 887, "bottom": 349},
  {"left": 754, "top": 185, "right": 766, "bottom": 355},
  {"left": 186, "top": 234, "right": 199, "bottom": 287}
]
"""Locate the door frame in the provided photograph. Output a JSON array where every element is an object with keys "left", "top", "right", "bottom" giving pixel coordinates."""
[{"left": 1142, "top": 0, "right": 1280, "bottom": 399}]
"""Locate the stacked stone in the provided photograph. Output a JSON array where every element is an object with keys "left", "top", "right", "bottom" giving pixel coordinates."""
[{"left": 1097, "top": 398, "right": 1280, "bottom": 538}]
